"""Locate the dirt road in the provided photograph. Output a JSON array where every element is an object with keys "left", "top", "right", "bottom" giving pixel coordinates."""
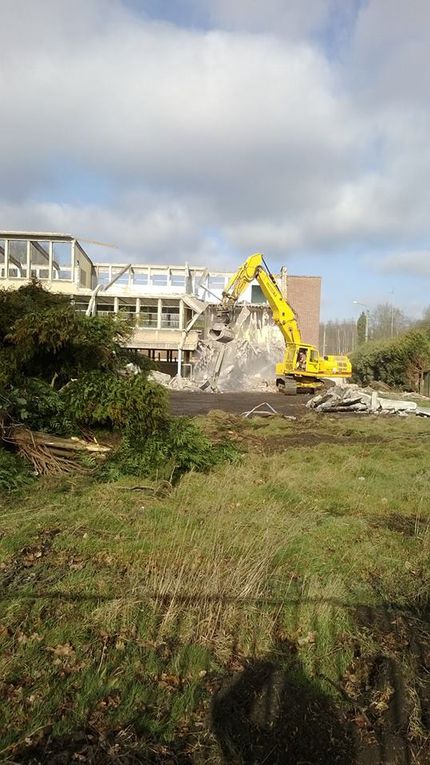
[{"left": 169, "top": 390, "right": 311, "bottom": 417}]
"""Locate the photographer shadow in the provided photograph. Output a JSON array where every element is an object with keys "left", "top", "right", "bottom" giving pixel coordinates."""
[{"left": 211, "top": 637, "right": 354, "bottom": 765}]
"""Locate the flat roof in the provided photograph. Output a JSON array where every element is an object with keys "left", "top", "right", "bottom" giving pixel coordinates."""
[{"left": 0, "top": 231, "right": 76, "bottom": 240}]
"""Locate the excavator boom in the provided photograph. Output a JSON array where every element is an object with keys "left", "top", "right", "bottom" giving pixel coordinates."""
[{"left": 209, "top": 252, "right": 352, "bottom": 391}]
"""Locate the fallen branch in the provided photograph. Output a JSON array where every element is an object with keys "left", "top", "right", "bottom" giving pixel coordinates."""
[{"left": 2, "top": 425, "right": 111, "bottom": 476}]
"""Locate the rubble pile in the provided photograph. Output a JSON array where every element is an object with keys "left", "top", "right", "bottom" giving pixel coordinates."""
[
  {"left": 307, "top": 384, "right": 430, "bottom": 416},
  {"left": 192, "top": 308, "right": 284, "bottom": 392},
  {"left": 149, "top": 308, "right": 285, "bottom": 393}
]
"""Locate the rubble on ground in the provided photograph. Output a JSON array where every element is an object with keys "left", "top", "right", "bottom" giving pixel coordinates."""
[
  {"left": 192, "top": 308, "right": 284, "bottom": 392},
  {"left": 307, "top": 384, "right": 430, "bottom": 416},
  {"left": 148, "top": 309, "right": 284, "bottom": 393}
]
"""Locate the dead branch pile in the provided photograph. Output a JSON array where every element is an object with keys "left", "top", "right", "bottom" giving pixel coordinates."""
[{"left": 2, "top": 426, "right": 111, "bottom": 475}]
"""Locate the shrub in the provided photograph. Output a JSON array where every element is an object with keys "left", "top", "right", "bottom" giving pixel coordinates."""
[
  {"left": 102, "top": 417, "right": 239, "bottom": 482},
  {"left": 352, "top": 329, "right": 430, "bottom": 390},
  {"left": 0, "top": 447, "right": 33, "bottom": 492},
  {"left": 62, "top": 370, "right": 169, "bottom": 439},
  {"left": 0, "top": 379, "right": 73, "bottom": 434}
]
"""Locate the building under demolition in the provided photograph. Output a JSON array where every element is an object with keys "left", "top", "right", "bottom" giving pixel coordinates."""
[{"left": 0, "top": 231, "right": 321, "bottom": 379}]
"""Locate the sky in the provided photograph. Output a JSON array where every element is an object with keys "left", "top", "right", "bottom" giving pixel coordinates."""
[{"left": 1, "top": 0, "right": 430, "bottom": 320}]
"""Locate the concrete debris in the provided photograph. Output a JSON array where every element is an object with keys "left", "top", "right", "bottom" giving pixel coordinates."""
[
  {"left": 307, "top": 384, "right": 422, "bottom": 415},
  {"left": 193, "top": 310, "right": 284, "bottom": 392},
  {"left": 168, "top": 375, "right": 203, "bottom": 391},
  {"left": 416, "top": 407, "right": 430, "bottom": 417},
  {"left": 148, "top": 370, "right": 172, "bottom": 386}
]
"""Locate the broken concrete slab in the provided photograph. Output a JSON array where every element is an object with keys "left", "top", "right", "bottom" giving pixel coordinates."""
[
  {"left": 378, "top": 399, "right": 417, "bottom": 412},
  {"left": 307, "top": 384, "right": 423, "bottom": 416},
  {"left": 148, "top": 370, "right": 172, "bottom": 386}
]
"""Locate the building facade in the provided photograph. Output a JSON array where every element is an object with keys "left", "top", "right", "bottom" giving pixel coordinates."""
[{"left": 0, "top": 231, "right": 321, "bottom": 375}]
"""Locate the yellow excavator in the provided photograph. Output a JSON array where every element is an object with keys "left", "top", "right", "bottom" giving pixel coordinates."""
[{"left": 209, "top": 252, "right": 352, "bottom": 394}]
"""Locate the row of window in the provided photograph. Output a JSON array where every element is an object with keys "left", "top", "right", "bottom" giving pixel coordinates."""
[
  {"left": 0, "top": 239, "right": 74, "bottom": 280},
  {"left": 96, "top": 269, "right": 227, "bottom": 290},
  {"left": 84, "top": 304, "right": 181, "bottom": 328}
]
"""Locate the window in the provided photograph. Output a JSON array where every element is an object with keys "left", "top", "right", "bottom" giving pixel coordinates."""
[
  {"left": 8, "top": 240, "right": 28, "bottom": 278},
  {"left": 209, "top": 275, "right": 226, "bottom": 289},
  {"left": 310, "top": 350, "right": 319, "bottom": 363},
  {"left": 132, "top": 272, "right": 149, "bottom": 286},
  {"left": 30, "top": 241, "right": 50, "bottom": 279},
  {"left": 161, "top": 305, "right": 180, "bottom": 328},
  {"left": 151, "top": 273, "right": 168, "bottom": 287},
  {"left": 171, "top": 274, "right": 185, "bottom": 288},
  {"left": 112, "top": 269, "right": 129, "bottom": 286},
  {"left": 97, "top": 269, "right": 110, "bottom": 286},
  {"left": 96, "top": 304, "right": 115, "bottom": 316},
  {"left": 251, "top": 285, "right": 267, "bottom": 304},
  {"left": 52, "top": 242, "right": 72, "bottom": 280},
  {"left": 119, "top": 303, "right": 136, "bottom": 321},
  {"left": 0, "top": 239, "right": 5, "bottom": 277},
  {"left": 139, "top": 305, "right": 158, "bottom": 327}
]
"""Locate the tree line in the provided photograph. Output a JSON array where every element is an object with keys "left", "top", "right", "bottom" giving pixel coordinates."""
[{"left": 319, "top": 303, "right": 430, "bottom": 355}]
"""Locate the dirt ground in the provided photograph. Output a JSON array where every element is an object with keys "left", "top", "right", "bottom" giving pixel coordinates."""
[{"left": 169, "top": 390, "right": 312, "bottom": 417}]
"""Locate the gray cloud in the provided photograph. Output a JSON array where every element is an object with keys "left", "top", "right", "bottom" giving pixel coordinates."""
[
  {"left": 1, "top": 0, "right": 430, "bottom": 269},
  {"left": 377, "top": 251, "right": 430, "bottom": 276}
]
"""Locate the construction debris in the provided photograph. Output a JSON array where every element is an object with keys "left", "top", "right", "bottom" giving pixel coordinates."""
[
  {"left": 307, "top": 385, "right": 425, "bottom": 415},
  {"left": 241, "top": 401, "right": 297, "bottom": 419},
  {"left": 193, "top": 308, "right": 284, "bottom": 392},
  {"left": 242, "top": 402, "right": 279, "bottom": 418}
]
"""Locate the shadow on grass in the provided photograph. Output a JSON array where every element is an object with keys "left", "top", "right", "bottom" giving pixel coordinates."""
[
  {"left": 3, "top": 594, "right": 430, "bottom": 765},
  {"left": 211, "top": 636, "right": 354, "bottom": 765}
]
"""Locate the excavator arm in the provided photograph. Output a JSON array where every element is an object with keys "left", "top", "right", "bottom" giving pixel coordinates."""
[{"left": 212, "top": 252, "right": 302, "bottom": 345}]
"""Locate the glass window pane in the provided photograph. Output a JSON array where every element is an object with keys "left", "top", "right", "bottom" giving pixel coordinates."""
[
  {"left": 111, "top": 268, "right": 129, "bottom": 286},
  {"left": 161, "top": 305, "right": 180, "bottom": 328},
  {"left": 97, "top": 269, "right": 110, "bottom": 286},
  {"left": 132, "top": 272, "right": 148, "bottom": 286},
  {"left": 52, "top": 242, "right": 72, "bottom": 280},
  {"left": 139, "top": 305, "right": 158, "bottom": 327},
  {"left": 0, "top": 239, "right": 5, "bottom": 277},
  {"left": 209, "top": 275, "right": 225, "bottom": 289},
  {"left": 8, "top": 240, "right": 27, "bottom": 278},
  {"left": 30, "top": 241, "right": 50, "bottom": 279},
  {"left": 151, "top": 274, "right": 168, "bottom": 287},
  {"left": 171, "top": 274, "right": 185, "bottom": 287}
]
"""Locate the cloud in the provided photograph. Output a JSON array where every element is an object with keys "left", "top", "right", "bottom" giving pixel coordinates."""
[
  {"left": 1, "top": 0, "right": 430, "bottom": 276},
  {"left": 377, "top": 251, "right": 430, "bottom": 277}
]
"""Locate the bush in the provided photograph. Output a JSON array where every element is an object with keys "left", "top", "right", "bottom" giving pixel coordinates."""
[
  {"left": 62, "top": 370, "right": 169, "bottom": 440},
  {"left": 0, "top": 447, "right": 33, "bottom": 492},
  {"left": 352, "top": 329, "right": 430, "bottom": 390},
  {"left": 0, "top": 379, "right": 73, "bottom": 434},
  {"left": 102, "top": 417, "right": 239, "bottom": 482}
]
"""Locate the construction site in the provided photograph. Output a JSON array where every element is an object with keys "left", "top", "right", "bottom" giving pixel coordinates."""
[
  {"left": 1, "top": 229, "right": 430, "bottom": 765},
  {"left": 0, "top": 231, "right": 322, "bottom": 391},
  {"left": 2, "top": 2, "right": 430, "bottom": 762}
]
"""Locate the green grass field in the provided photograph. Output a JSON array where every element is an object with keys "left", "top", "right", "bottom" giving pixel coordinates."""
[{"left": 1, "top": 411, "right": 430, "bottom": 764}]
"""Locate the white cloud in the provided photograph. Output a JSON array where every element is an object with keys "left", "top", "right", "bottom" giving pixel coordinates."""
[
  {"left": 1, "top": 0, "right": 430, "bottom": 272},
  {"left": 377, "top": 251, "right": 430, "bottom": 277}
]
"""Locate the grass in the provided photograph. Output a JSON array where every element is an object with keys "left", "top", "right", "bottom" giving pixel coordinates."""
[{"left": 1, "top": 411, "right": 430, "bottom": 762}]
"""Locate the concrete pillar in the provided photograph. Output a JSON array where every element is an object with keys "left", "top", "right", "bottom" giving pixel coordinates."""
[
  {"left": 26, "top": 240, "right": 31, "bottom": 279},
  {"left": 179, "top": 299, "right": 185, "bottom": 330},
  {"left": 4, "top": 239, "right": 9, "bottom": 278},
  {"left": 48, "top": 241, "right": 53, "bottom": 281},
  {"left": 157, "top": 298, "right": 162, "bottom": 329},
  {"left": 114, "top": 297, "right": 119, "bottom": 314},
  {"left": 136, "top": 297, "right": 140, "bottom": 326}
]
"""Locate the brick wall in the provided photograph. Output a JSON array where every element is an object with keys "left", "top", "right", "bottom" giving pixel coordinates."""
[{"left": 285, "top": 275, "right": 321, "bottom": 348}]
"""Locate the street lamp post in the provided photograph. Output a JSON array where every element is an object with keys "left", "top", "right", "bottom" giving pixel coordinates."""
[{"left": 353, "top": 300, "right": 370, "bottom": 343}]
